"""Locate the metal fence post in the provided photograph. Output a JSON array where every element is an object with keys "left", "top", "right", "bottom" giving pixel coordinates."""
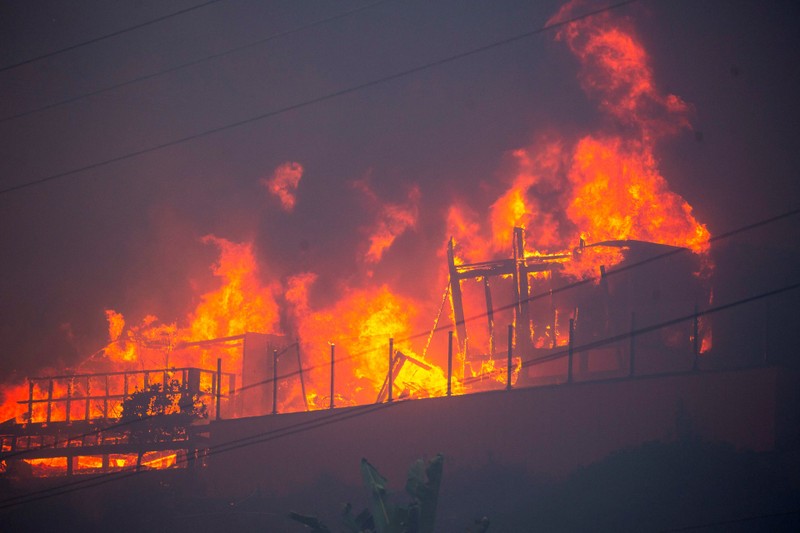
[
  {"left": 447, "top": 331, "right": 453, "bottom": 397},
  {"left": 506, "top": 324, "right": 513, "bottom": 390},
  {"left": 568, "top": 318, "right": 574, "bottom": 384}
]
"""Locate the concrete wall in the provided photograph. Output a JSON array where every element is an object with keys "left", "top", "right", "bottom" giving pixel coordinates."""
[{"left": 205, "top": 366, "right": 783, "bottom": 497}]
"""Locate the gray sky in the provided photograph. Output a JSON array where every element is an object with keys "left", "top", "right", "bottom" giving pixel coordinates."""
[{"left": 0, "top": 0, "right": 798, "bottom": 384}]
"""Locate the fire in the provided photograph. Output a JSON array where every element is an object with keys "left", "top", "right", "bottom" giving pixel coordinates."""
[
  {"left": 447, "top": 1, "right": 710, "bottom": 278},
  {"left": 353, "top": 179, "right": 421, "bottom": 265},
  {"left": 567, "top": 136, "right": 709, "bottom": 242},
  {"left": 288, "top": 277, "right": 451, "bottom": 405},
  {"left": 104, "top": 236, "right": 281, "bottom": 383},
  {"left": 0, "top": 1, "right": 717, "bottom": 478}
]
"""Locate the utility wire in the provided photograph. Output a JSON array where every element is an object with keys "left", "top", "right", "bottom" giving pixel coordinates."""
[
  {"left": 0, "top": 0, "right": 393, "bottom": 124},
  {"left": 0, "top": 0, "right": 641, "bottom": 196},
  {"left": 1, "top": 206, "right": 796, "bottom": 463},
  {"left": 0, "top": 1, "right": 225, "bottom": 74},
  {"left": 0, "top": 401, "right": 394, "bottom": 509},
  {"left": 245, "top": 206, "right": 800, "bottom": 392},
  {"left": 1, "top": 279, "right": 798, "bottom": 510}
]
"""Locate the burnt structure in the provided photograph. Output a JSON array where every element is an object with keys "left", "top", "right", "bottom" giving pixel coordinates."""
[
  {"left": 448, "top": 227, "right": 710, "bottom": 385},
  {"left": 0, "top": 227, "right": 713, "bottom": 479}
]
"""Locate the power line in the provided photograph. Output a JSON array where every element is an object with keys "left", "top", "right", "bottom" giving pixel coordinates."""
[
  {"left": 0, "top": 1, "right": 225, "bottom": 74},
  {"left": 0, "top": 0, "right": 393, "bottom": 124},
  {"left": 1, "top": 206, "right": 796, "bottom": 463},
  {"left": 0, "top": 0, "right": 641, "bottom": 196},
  {"left": 0, "top": 401, "right": 395, "bottom": 509},
  {"left": 0, "top": 283, "right": 800, "bottom": 508},
  {"left": 2, "top": 278, "right": 797, "bottom": 510}
]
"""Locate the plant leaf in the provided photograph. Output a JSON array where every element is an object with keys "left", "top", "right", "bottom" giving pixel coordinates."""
[
  {"left": 404, "top": 454, "right": 444, "bottom": 533},
  {"left": 360, "top": 458, "right": 394, "bottom": 533}
]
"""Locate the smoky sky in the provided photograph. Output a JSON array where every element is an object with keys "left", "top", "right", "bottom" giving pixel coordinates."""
[{"left": 0, "top": 0, "right": 799, "bottom": 383}]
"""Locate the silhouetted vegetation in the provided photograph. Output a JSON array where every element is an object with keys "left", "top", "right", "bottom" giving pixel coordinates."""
[
  {"left": 120, "top": 379, "right": 207, "bottom": 443},
  {"left": 289, "top": 454, "right": 453, "bottom": 533}
]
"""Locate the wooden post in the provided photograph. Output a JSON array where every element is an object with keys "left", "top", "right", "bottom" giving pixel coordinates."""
[
  {"left": 483, "top": 277, "right": 495, "bottom": 355},
  {"left": 296, "top": 341, "right": 309, "bottom": 411},
  {"left": 447, "top": 238, "right": 468, "bottom": 374},
  {"left": 568, "top": 318, "right": 574, "bottom": 384},
  {"left": 84, "top": 378, "right": 90, "bottom": 421},
  {"left": 506, "top": 324, "right": 513, "bottom": 390},
  {"left": 67, "top": 379, "right": 72, "bottom": 424},
  {"left": 330, "top": 344, "right": 335, "bottom": 410},
  {"left": 46, "top": 380, "right": 53, "bottom": 424},
  {"left": 388, "top": 338, "right": 394, "bottom": 403},
  {"left": 513, "top": 227, "right": 531, "bottom": 356},
  {"left": 66, "top": 379, "right": 72, "bottom": 423},
  {"left": 103, "top": 375, "right": 109, "bottom": 419},
  {"left": 272, "top": 349, "right": 278, "bottom": 415},
  {"left": 216, "top": 358, "right": 222, "bottom": 420},
  {"left": 550, "top": 287, "right": 557, "bottom": 349},
  {"left": 447, "top": 331, "right": 453, "bottom": 397},
  {"left": 27, "top": 381, "right": 34, "bottom": 423}
]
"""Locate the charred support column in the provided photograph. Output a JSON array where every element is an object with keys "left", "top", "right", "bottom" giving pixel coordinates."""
[
  {"left": 388, "top": 338, "right": 394, "bottom": 403},
  {"left": 549, "top": 287, "right": 557, "bottom": 349},
  {"left": 629, "top": 312, "right": 636, "bottom": 377},
  {"left": 330, "top": 344, "right": 335, "bottom": 410},
  {"left": 103, "top": 375, "right": 109, "bottom": 419},
  {"left": 46, "top": 380, "right": 53, "bottom": 424},
  {"left": 513, "top": 228, "right": 532, "bottom": 357},
  {"left": 84, "top": 378, "right": 90, "bottom": 421},
  {"left": 27, "top": 381, "right": 34, "bottom": 423},
  {"left": 447, "top": 238, "right": 468, "bottom": 375},
  {"left": 215, "top": 358, "right": 222, "bottom": 420},
  {"left": 483, "top": 277, "right": 495, "bottom": 355},
  {"left": 506, "top": 325, "right": 513, "bottom": 390},
  {"left": 296, "top": 341, "right": 309, "bottom": 411},
  {"left": 568, "top": 318, "right": 575, "bottom": 384},
  {"left": 447, "top": 331, "right": 453, "bottom": 397},
  {"left": 272, "top": 349, "right": 279, "bottom": 415},
  {"left": 66, "top": 379, "right": 72, "bottom": 423}
]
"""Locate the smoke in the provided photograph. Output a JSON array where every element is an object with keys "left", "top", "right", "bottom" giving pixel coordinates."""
[{"left": 263, "top": 161, "right": 304, "bottom": 212}]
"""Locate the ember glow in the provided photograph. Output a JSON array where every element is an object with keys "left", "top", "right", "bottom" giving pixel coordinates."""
[{"left": 0, "top": 0, "right": 715, "bottom": 471}]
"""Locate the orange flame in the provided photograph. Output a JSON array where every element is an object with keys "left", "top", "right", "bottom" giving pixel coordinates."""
[{"left": 353, "top": 179, "right": 421, "bottom": 265}]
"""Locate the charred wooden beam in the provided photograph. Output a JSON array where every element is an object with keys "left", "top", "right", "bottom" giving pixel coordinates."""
[
  {"left": 483, "top": 277, "right": 495, "bottom": 355},
  {"left": 447, "top": 237, "right": 468, "bottom": 375},
  {"left": 513, "top": 227, "right": 532, "bottom": 356}
]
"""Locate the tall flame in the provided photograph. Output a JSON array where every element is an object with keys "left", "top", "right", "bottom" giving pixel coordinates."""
[{"left": 448, "top": 0, "right": 709, "bottom": 274}]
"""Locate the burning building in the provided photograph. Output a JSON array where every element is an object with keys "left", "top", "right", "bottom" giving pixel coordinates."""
[{"left": 0, "top": 0, "right": 762, "bottom": 485}]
